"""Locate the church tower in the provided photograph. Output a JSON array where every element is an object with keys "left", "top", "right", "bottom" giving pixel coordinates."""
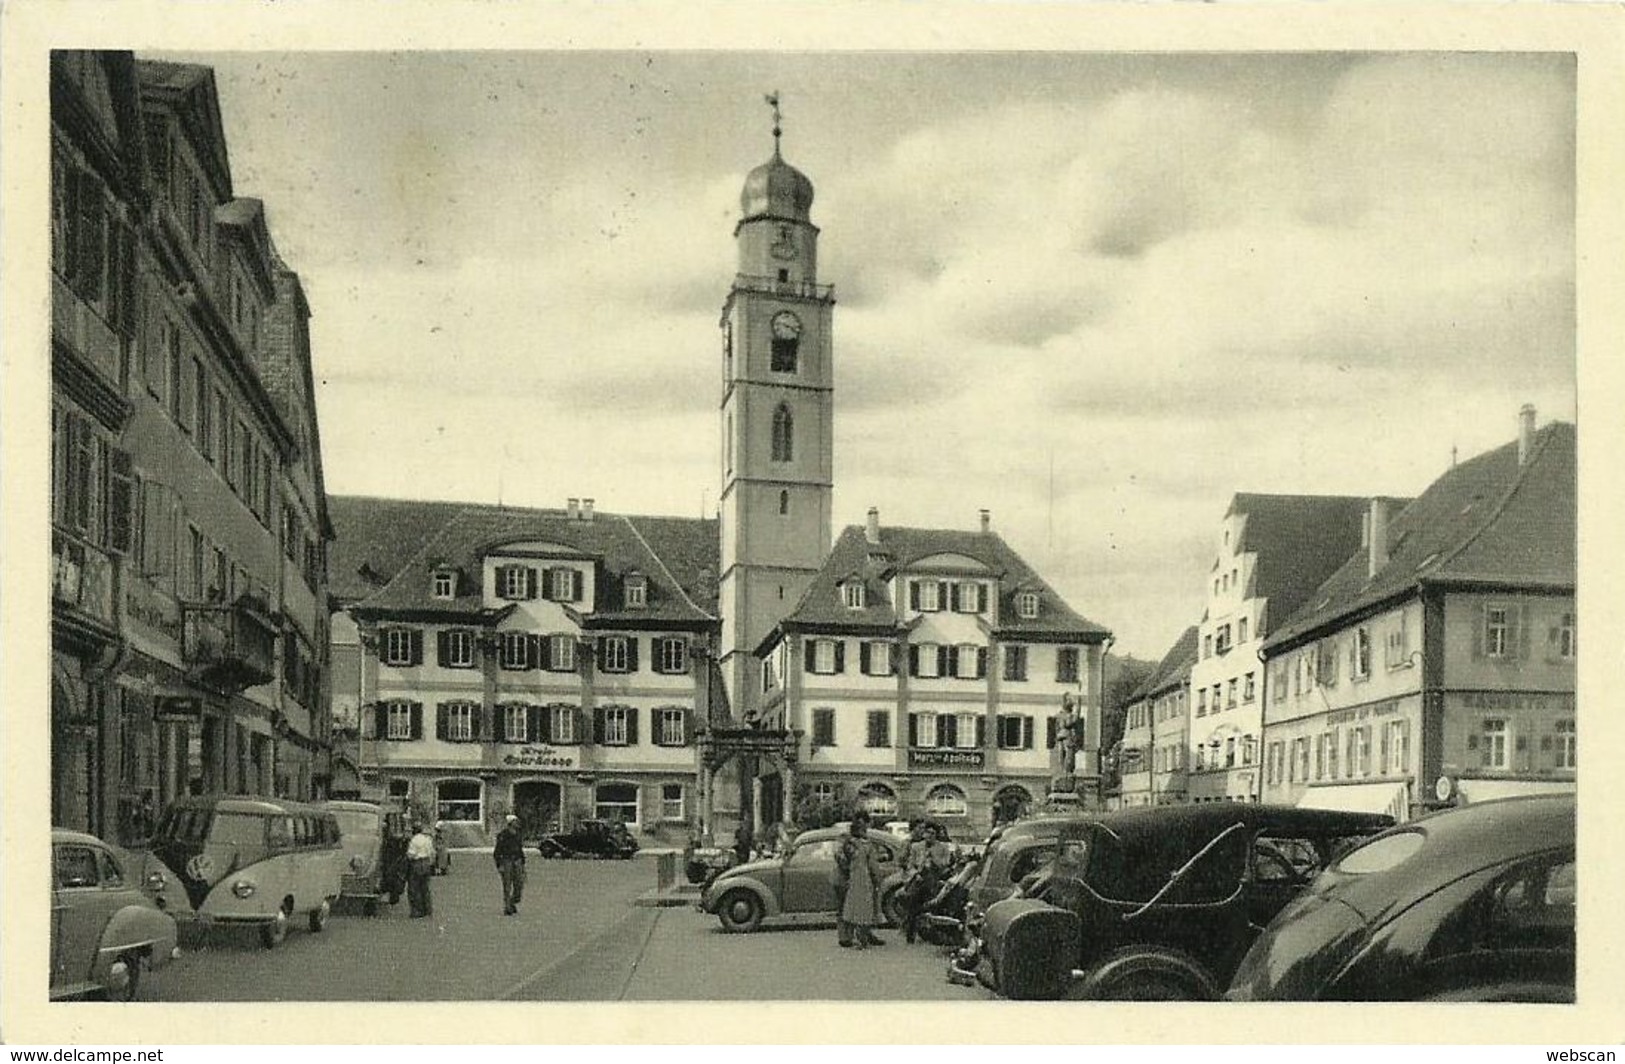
[{"left": 718, "top": 97, "right": 835, "bottom": 715}]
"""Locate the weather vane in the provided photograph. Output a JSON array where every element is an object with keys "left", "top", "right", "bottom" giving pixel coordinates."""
[{"left": 764, "top": 91, "right": 782, "bottom": 153}]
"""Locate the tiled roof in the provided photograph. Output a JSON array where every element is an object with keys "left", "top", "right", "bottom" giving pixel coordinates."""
[
  {"left": 336, "top": 497, "right": 717, "bottom": 626},
  {"left": 1265, "top": 422, "right": 1575, "bottom": 651},
  {"left": 1131, "top": 625, "right": 1200, "bottom": 701},
  {"left": 763, "top": 523, "right": 1110, "bottom": 650},
  {"left": 626, "top": 514, "right": 721, "bottom": 615},
  {"left": 1227, "top": 493, "right": 1383, "bottom": 633},
  {"left": 328, "top": 496, "right": 468, "bottom": 603}
]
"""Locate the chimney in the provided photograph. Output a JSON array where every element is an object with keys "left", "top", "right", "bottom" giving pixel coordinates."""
[
  {"left": 566, "top": 498, "right": 580, "bottom": 520},
  {"left": 865, "top": 507, "right": 880, "bottom": 545},
  {"left": 979, "top": 509, "right": 991, "bottom": 534},
  {"left": 582, "top": 497, "right": 595, "bottom": 521},
  {"left": 1518, "top": 404, "right": 1537, "bottom": 465},
  {"left": 1367, "top": 498, "right": 1389, "bottom": 578}
]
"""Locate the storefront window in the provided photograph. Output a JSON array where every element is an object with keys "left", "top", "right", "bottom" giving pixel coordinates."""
[
  {"left": 435, "top": 778, "right": 482, "bottom": 822},
  {"left": 595, "top": 782, "right": 639, "bottom": 826},
  {"left": 925, "top": 784, "right": 968, "bottom": 818},
  {"left": 856, "top": 783, "right": 897, "bottom": 817}
]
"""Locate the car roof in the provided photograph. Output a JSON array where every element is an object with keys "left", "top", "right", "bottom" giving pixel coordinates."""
[
  {"left": 1084, "top": 802, "right": 1395, "bottom": 839},
  {"left": 52, "top": 828, "right": 111, "bottom": 847},
  {"left": 162, "top": 795, "right": 332, "bottom": 816},
  {"left": 1325, "top": 794, "right": 1575, "bottom": 921},
  {"left": 319, "top": 800, "right": 381, "bottom": 812}
]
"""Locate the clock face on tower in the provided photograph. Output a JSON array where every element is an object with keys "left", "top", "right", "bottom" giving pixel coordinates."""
[{"left": 771, "top": 311, "right": 803, "bottom": 340}]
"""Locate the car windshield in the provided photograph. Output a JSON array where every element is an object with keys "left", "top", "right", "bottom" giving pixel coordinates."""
[
  {"left": 331, "top": 809, "right": 378, "bottom": 839},
  {"left": 1086, "top": 823, "right": 1247, "bottom": 905}
]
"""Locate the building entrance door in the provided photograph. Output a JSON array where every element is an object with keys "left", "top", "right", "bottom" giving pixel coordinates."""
[{"left": 512, "top": 780, "right": 562, "bottom": 840}]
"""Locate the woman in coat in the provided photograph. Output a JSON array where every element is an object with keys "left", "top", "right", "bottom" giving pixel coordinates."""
[{"left": 839, "top": 816, "right": 887, "bottom": 949}]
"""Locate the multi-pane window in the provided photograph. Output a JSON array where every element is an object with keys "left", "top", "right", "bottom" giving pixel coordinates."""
[
  {"left": 383, "top": 628, "right": 416, "bottom": 667},
  {"left": 498, "top": 565, "right": 531, "bottom": 600},
  {"left": 1267, "top": 742, "right": 1284, "bottom": 785},
  {"left": 925, "top": 785, "right": 967, "bottom": 818},
  {"left": 1385, "top": 620, "right": 1410, "bottom": 669},
  {"left": 1056, "top": 647, "right": 1079, "bottom": 683},
  {"left": 549, "top": 635, "right": 576, "bottom": 672},
  {"left": 599, "top": 636, "right": 631, "bottom": 673},
  {"left": 441, "top": 629, "right": 475, "bottom": 669},
  {"left": 843, "top": 582, "right": 866, "bottom": 609},
  {"left": 499, "top": 632, "right": 530, "bottom": 670},
  {"left": 1355, "top": 726, "right": 1372, "bottom": 776},
  {"left": 433, "top": 570, "right": 455, "bottom": 599},
  {"left": 656, "top": 708, "right": 686, "bottom": 746},
  {"left": 953, "top": 582, "right": 985, "bottom": 613},
  {"left": 954, "top": 712, "right": 979, "bottom": 749},
  {"left": 1327, "top": 728, "right": 1341, "bottom": 778},
  {"left": 550, "top": 705, "right": 577, "bottom": 744},
  {"left": 865, "top": 710, "right": 890, "bottom": 748},
  {"left": 812, "top": 639, "right": 838, "bottom": 674},
  {"left": 1225, "top": 737, "right": 1237, "bottom": 767},
  {"left": 863, "top": 641, "right": 894, "bottom": 676},
  {"left": 1294, "top": 737, "right": 1311, "bottom": 782},
  {"left": 1482, "top": 718, "right": 1510, "bottom": 769},
  {"left": 602, "top": 706, "right": 631, "bottom": 745},
  {"left": 1243, "top": 672, "right": 1256, "bottom": 702},
  {"left": 1386, "top": 719, "right": 1410, "bottom": 775},
  {"left": 1554, "top": 719, "right": 1575, "bottom": 769},
  {"left": 811, "top": 708, "right": 836, "bottom": 747},
  {"left": 914, "top": 643, "right": 941, "bottom": 679},
  {"left": 1003, "top": 645, "right": 1028, "bottom": 682},
  {"left": 436, "top": 780, "right": 482, "bottom": 823},
  {"left": 1017, "top": 592, "right": 1039, "bottom": 619},
  {"left": 913, "top": 579, "right": 941, "bottom": 612},
  {"left": 386, "top": 701, "right": 414, "bottom": 741},
  {"left": 812, "top": 782, "right": 837, "bottom": 804},
  {"left": 1238, "top": 617, "right": 1249, "bottom": 644},
  {"left": 661, "top": 784, "right": 685, "bottom": 822},
  {"left": 657, "top": 637, "right": 688, "bottom": 675},
  {"left": 1353, "top": 627, "right": 1372, "bottom": 679},
  {"left": 1485, "top": 608, "right": 1511, "bottom": 657},
  {"left": 914, "top": 712, "right": 938, "bottom": 748},
  {"left": 548, "top": 567, "right": 581, "bottom": 602},
  {"left": 505, "top": 704, "right": 529, "bottom": 743},
  {"left": 444, "top": 702, "right": 477, "bottom": 742},
  {"left": 626, "top": 577, "right": 647, "bottom": 608},
  {"left": 1557, "top": 613, "right": 1576, "bottom": 659},
  {"left": 1226, "top": 678, "right": 1238, "bottom": 708},
  {"left": 953, "top": 644, "right": 982, "bottom": 680}
]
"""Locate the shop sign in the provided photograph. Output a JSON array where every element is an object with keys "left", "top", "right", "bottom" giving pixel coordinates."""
[
  {"left": 154, "top": 697, "right": 203, "bottom": 723},
  {"left": 1456, "top": 691, "right": 1574, "bottom": 713},
  {"left": 501, "top": 745, "right": 579, "bottom": 770},
  {"left": 1325, "top": 699, "right": 1404, "bottom": 726},
  {"left": 909, "top": 748, "right": 985, "bottom": 769}
]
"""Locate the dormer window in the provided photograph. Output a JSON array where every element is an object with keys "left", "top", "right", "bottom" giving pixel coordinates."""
[
  {"left": 1017, "top": 591, "right": 1040, "bottom": 619},
  {"left": 432, "top": 570, "right": 456, "bottom": 600},
  {"left": 843, "top": 582, "right": 866, "bottom": 609},
  {"left": 626, "top": 575, "right": 648, "bottom": 609}
]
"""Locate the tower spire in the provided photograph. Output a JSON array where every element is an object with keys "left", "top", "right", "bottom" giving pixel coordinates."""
[{"left": 764, "top": 91, "right": 782, "bottom": 156}]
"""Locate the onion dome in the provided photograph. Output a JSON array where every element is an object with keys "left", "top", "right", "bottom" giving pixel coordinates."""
[{"left": 740, "top": 150, "right": 815, "bottom": 222}]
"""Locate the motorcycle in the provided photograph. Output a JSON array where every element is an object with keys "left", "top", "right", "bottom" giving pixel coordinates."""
[{"left": 915, "top": 851, "right": 982, "bottom": 947}]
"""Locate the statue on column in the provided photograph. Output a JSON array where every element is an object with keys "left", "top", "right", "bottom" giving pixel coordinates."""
[{"left": 1055, "top": 694, "right": 1084, "bottom": 779}]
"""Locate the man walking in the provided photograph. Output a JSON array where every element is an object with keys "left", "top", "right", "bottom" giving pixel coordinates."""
[
  {"left": 494, "top": 813, "right": 527, "bottom": 915},
  {"left": 405, "top": 821, "right": 436, "bottom": 918}
]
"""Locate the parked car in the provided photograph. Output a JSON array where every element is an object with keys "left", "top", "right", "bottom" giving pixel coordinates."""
[
  {"left": 968, "top": 803, "right": 1393, "bottom": 999},
  {"left": 1227, "top": 794, "right": 1575, "bottom": 1002},
  {"left": 536, "top": 818, "right": 639, "bottom": 860},
  {"left": 52, "top": 829, "right": 180, "bottom": 1001},
  {"left": 321, "top": 800, "right": 408, "bottom": 915},
  {"left": 684, "top": 843, "right": 737, "bottom": 885},
  {"left": 968, "top": 813, "right": 1100, "bottom": 915},
  {"left": 138, "top": 795, "right": 344, "bottom": 948},
  {"left": 699, "top": 823, "right": 909, "bottom": 933}
]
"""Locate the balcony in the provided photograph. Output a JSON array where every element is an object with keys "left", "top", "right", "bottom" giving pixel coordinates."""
[
  {"left": 732, "top": 274, "right": 835, "bottom": 302},
  {"left": 183, "top": 596, "right": 278, "bottom": 693}
]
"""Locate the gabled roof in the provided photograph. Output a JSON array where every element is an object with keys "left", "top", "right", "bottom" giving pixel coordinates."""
[
  {"left": 1130, "top": 625, "right": 1200, "bottom": 702},
  {"left": 330, "top": 496, "right": 718, "bottom": 627},
  {"left": 758, "top": 523, "right": 1110, "bottom": 652},
  {"left": 1225, "top": 493, "right": 1380, "bottom": 632},
  {"left": 135, "top": 60, "right": 233, "bottom": 200},
  {"left": 328, "top": 496, "right": 468, "bottom": 603},
  {"left": 1265, "top": 422, "right": 1575, "bottom": 652}
]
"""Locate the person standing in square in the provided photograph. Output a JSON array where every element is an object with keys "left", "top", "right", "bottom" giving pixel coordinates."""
[{"left": 494, "top": 813, "right": 527, "bottom": 915}]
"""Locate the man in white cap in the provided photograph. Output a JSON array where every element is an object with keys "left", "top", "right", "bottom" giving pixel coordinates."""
[{"left": 493, "top": 813, "right": 527, "bottom": 915}]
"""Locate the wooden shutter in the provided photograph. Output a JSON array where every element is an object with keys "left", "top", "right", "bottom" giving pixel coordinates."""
[
  {"left": 570, "top": 570, "right": 584, "bottom": 603},
  {"left": 1046, "top": 716, "right": 1058, "bottom": 749},
  {"left": 372, "top": 704, "right": 387, "bottom": 741},
  {"left": 1471, "top": 606, "right": 1485, "bottom": 658},
  {"left": 975, "top": 716, "right": 986, "bottom": 748},
  {"left": 593, "top": 707, "right": 606, "bottom": 745},
  {"left": 937, "top": 645, "right": 949, "bottom": 677},
  {"left": 859, "top": 642, "right": 871, "bottom": 675},
  {"left": 908, "top": 713, "right": 919, "bottom": 748},
  {"left": 435, "top": 704, "right": 449, "bottom": 741},
  {"left": 107, "top": 448, "right": 134, "bottom": 554},
  {"left": 1022, "top": 716, "right": 1034, "bottom": 750},
  {"left": 1380, "top": 725, "right": 1390, "bottom": 769},
  {"left": 805, "top": 640, "right": 818, "bottom": 674},
  {"left": 406, "top": 702, "right": 422, "bottom": 740},
  {"left": 625, "top": 636, "right": 640, "bottom": 673},
  {"left": 626, "top": 707, "right": 640, "bottom": 746},
  {"left": 936, "top": 581, "right": 950, "bottom": 612},
  {"left": 527, "top": 704, "right": 544, "bottom": 743},
  {"left": 524, "top": 567, "right": 538, "bottom": 600},
  {"left": 681, "top": 707, "right": 694, "bottom": 746},
  {"left": 976, "top": 647, "right": 988, "bottom": 679},
  {"left": 940, "top": 715, "right": 957, "bottom": 749},
  {"left": 909, "top": 581, "right": 920, "bottom": 611},
  {"left": 833, "top": 641, "right": 846, "bottom": 674},
  {"left": 977, "top": 584, "right": 989, "bottom": 613},
  {"left": 908, "top": 645, "right": 919, "bottom": 676},
  {"left": 436, "top": 630, "right": 451, "bottom": 667},
  {"left": 1514, "top": 605, "right": 1530, "bottom": 660},
  {"left": 408, "top": 629, "right": 424, "bottom": 666}
]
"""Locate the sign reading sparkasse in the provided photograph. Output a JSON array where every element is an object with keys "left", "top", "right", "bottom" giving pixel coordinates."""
[
  {"left": 908, "top": 748, "right": 986, "bottom": 769},
  {"left": 501, "top": 745, "right": 579, "bottom": 769}
]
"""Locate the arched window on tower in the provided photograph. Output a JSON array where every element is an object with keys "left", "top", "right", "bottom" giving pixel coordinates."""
[{"left": 771, "top": 404, "right": 793, "bottom": 462}]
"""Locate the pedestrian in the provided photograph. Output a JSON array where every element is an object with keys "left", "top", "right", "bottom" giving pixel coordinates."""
[
  {"left": 903, "top": 823, "right": 956, "bottom": 944},
  {"left": 733, "top": 822, "right": 753, "bottom": 867},
  {"left": 836, "top": 814, "right": 887, "bottom": 949},
  {"left": 494, "top": 813, "right": 527, "bottom": 915},
  {"left": 405, "top": 821, "right": 436, "bottom": 918}
]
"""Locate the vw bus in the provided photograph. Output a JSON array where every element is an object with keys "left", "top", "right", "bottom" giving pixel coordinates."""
[
  {"left": 320, "top": 800, "right": 409, "bottom": 915},
  {"left": 141, "top": 796, "right": 344, "bottom": 948}
]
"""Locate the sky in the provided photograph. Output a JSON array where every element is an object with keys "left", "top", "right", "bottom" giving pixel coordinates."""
[{"left": 170, "top": 50, "right": 1576, "bottom": 661}]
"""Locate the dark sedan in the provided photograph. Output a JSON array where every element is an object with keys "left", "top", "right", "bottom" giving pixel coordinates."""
[
  {"left": 1227, "top": 794, "right": 1575, "bottom": 1002},
  {"left": 536, "top": 819, "right": 638, "bottom": 860}
]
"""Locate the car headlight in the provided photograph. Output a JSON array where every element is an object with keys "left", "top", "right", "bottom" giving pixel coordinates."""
[
  {"left": 231, "top": 879, "right": 257, "bottom": 899},
  {"left": 145, "top": 870, "right": 167, "bottom": 892}
]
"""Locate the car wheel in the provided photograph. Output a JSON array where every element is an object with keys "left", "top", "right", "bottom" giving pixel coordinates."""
[
  {"left": 260, "top": 907, "right": 289, "bottom": 949},
  {"left": 717, "top": 890, "right": 764, "bottom": 933},
  {"left": 103, "top": 951, "right": 143, "bottom": 1002},
  {"left": 881, "top": 887, "right": 906, "bottom": 929},
  {"left": 309, "top": 899, "right": 331, "bottom": 933}
]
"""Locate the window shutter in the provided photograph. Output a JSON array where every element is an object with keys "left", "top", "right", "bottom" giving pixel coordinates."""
[
  {"left": 908, "top": 713, "right": 919, "bottom": 748},
  {"left": 571, "top": 569, "right": 584, "bottom": 603},
  {"left": 435, "top": 703, "right": 449, "bottom": 741},
  {"left": 834, "top": 641, "right": 846, "bottom": 674},
  {"left": 937, "top": 581, "right": 950, "bottom": 611},
  {"left": 908, "top": 645, "right": 919, "bottom": 677},
  {"left": 596, "top": 636, "right": 610, "bottom": 669},
  {"left": 1046, "top": 716, "right": 1058, "bottom": 749},
  {"left": 436, "top": 630, "right": 450, "bottom": 667},
  {"left": 976, "top": 647, "right": 988, "bottom": 679},
  {"left": 806, "top": 640, "right": 818, "bottom": 674},
  {"left": 625, "top": 637, "right": 640, "bottom": 672},
  {"left": 529, "top": 704, "right": 544, "bottom": 743},
  {"left": 1022, "top": 716, "right": 1034, "bottom": 750},
  {"left": 909, "top": 581, "right": 920, "bottom": 611},
  {"left": 1380, "top": 726, "right": 1389, "bottom": 769},
  {"left": 1515, "top": 605, "right": 1530, "bottom": 660},
  {"left": 372, "top": 703, "right": 388, "bottom": 741},
  {"left": 975, "top": 716, "right": 986, "bottom": 748},
  {"left": 409, "top": 702, "right": 423, "bottom": 740},
  {"left": 1472, "top": 606, "right": 1485, "bottom": 658},
  {"left": 681, "top": 707, "right": 694, "bottom": 746},
  {"left": 107, "top": 449, "right": 134, "bottom": 554},
  {"left": 977, "top": 584, "right": 989, "bottom": 613},
  {"left": 859, "top": 642, "right": 871, "bottom": 675},
  {"left": 409, "top": 629, "right": 424, "bottom": 666},
  {"left": 572, "top": 708, "right": 587, "bottom": 745},
  {"left": 940, "top": 715, "right": 956, "bottom": 749},
  {"left": 524, "top": 567, "right": 538, "bottom": 600},
  {"left": 593, "top": 707, "right": 606, "bottom": 745},
  {"left": 541, "top": 567, "right": 558, "bottom": 601},
  {"left": 937, "top": 645, "right": 949, "bottom": 677},
  {"left": 524, "top": 634, "right": 539, "bottom": 670},
  {"left": 626, "top": 707, "right": 640, "bottom": 746}
]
